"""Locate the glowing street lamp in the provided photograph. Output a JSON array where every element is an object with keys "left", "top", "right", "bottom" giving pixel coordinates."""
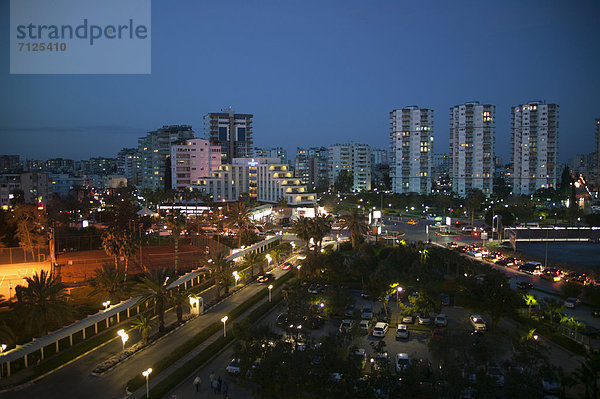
[
  {"left": 117, "top": 329, "right": 129, "bottom": 351},
  {"left": 291, "top": 241, "right": 296, "bottom": 250},
  {"left": 221, "top": 316, "right": 228, "bottom": 337},
  {"left": 142, "top": 368, "right": 152, "bottom": 398},
  {"left": 102, "top": 300, "right": 111, "bottom": 310},
  {"left": 265, "top": 254, "right": 272, "bottom": 269},
  {"left": 232, "top": 271, "right": 239, "bottom": 288},
  {"left": 268, "top": 284, "right": 273, "bottom": 302},
  {"left": 396, "top": 286, "right": 403, "bottom": 322}
]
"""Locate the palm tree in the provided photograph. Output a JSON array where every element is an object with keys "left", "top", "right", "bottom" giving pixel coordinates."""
[
  {"left": 14, "top": 270, "right": 72, "bottom": 336},
  {"left": 118, "top": 230, "right": 138, "bottom": 281},
  {"left": 291, "top": 217, "right": 312, "bottom": 249},
  {"left": 311, "top": 214, "right": 332, "bottom": 251},
  {"left": 542, "top": 297, "right": 564, "bottom": 325},
  {"left": 242, "top": 252, "right": 261, "bottom": 278},
  {"left": 338, "top": 208, "right": 368, "bottom": 250},
  {"left": 131, "top": 314, "right": 154, "bottom": 345},
  {"left": 169, "top": 289, "right": 189, "bottom": 323},
  {"left": 269, "top": 247, "right": 282, "bottom": 267},
  {"left": 102, "top": 226, "right": 121, "bottom": 270},
  {"left": 226, "top": 202, "right": 252, "bottom": 248},
  {"left": 212, "top": 253, "right": 233, "bottom": 300},
  {"left": 420, "top": 248, "right": 429, "bottom": 264},
  {"left": 89, "top": 263, "right": 128, "bottom": 303},
  {"left": 163, "top": 211, "right": 187, "bottom": 274},
  {"left": 575, "top": 352, "right": 600, "bottom": 399},
  {"left": 136, "top": 268, "right": 173, "bottom": 333},
  {"left": 300, "top": 250, "right": 323, "bottom": 279},
  {"left": 523, "top": 294, "right": 538, "bottom": 318}
]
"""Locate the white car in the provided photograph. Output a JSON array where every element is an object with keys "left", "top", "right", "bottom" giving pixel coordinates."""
[
  {"left": 395, "top": 324, "right": 409, "bottom": 339},
  {"left": 358, "top": 319, "right": 372, "bottom": 335},
  {"left": 434, "top": 314, "right": 448, "bottom": 327},
  {"left": 470, "top": 315, "right": 486, "bottom": 331},
  {"left": 401, "top": 315, "right": 415, "bottom": 324},
  {"left": 417, "top": 313, "right": 431, "bottom": 325},
  {"left": 372, "top": 322, "right": 389, "bottom": 337},
  {"left": 225, "top": 358, "right": 241, "bottom": 375},
  {"left": 395, "top": 353, "right": 410, "bottom": 373}
]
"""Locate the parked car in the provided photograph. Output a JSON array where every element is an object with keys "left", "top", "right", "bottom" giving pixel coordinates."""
[
  {"left": 592, "top": 309, "right": 600, "bottom": 318},
  {"left": 417, "top": 313, "right": 431, "bottom": 325},
  {"left": 565, "top": 297, "right": 581, "bottom": 308},
  {"left": 361, "top": 305, "right": 374, "bottom": 320},
  {"left": 401, "top": 315, "right": 415, "bottom": 324},
  {"left": 226, "top": 358, "right": 241, "bottom": 375},
  {"left": 358, "top": 320, "right": 372, "bottom": 335},
  {"left": 308, "top": 284, "right": 323, "bottom": 294},
  {"left": 440, "top": 293, "right": 450, "bottom": 306},
  {"left": 372, "top": 322, "right": 389, "bottom": 338},
  {"left": 353, "top": 348, "right": 367, "bottom": 369},
  {"left": 470, "top": 315, "right": 486, "bottom": 331},
  {"left": 360, "top": 291, "right": 371, "bottom": 300},
  {"left": 396, "top": 324, "right": 409, "bottom": 339},
  {"left": 395, "top": 353, "right": 410, "bottom": 373},
  {"left": 431, "top": 329, "right": 444, "bottom": 339},
  {"left": 434, "top": 314, "right": 448, "bottom": 327},
  {"left": 487, "top": 364, "right": 505, "bottom": 387},
  {"left": 344, "top": 304, "right": 355, "bottom": 318},
  {"left": 339, "top": 319, "right": 353, "bottom": 334}
]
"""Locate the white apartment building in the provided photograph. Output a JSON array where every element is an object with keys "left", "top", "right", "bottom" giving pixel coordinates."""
[
  {"left": 450, "top": 102, "right": 495, "bottom": 196},
  {"left": 511, "top": 101, "right": 559, "bottom": 195},
  {"left": 170, "top": 139, "right": 221, "bottom": 190},
  {"left": 254, "top": 147, "right": 288, "bottom": 164},
  {"left": 329, "top": 142, "right": 371, "bottom": 192},
  {"left": 389, "top": 106, "right": 434, "bottom": 194},
  {"left": 194, "top": 158, "right": 315, "bottom": 206}
]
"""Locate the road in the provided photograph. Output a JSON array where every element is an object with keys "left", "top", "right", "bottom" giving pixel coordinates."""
[
  {"left": 0, "top": 264, "right": 292, "bottom": 399},
  {"left": 389, "top": 216, "right": 600, "bottom": 331}
]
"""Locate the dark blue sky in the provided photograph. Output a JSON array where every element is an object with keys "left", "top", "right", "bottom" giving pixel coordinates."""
[{"left": 1, "top": 0, "right": 599, "bottom": 163}]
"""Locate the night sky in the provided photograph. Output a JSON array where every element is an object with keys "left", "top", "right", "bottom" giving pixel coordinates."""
[{"left": 1, "top": 0, "right": 599, "bottom": 163}]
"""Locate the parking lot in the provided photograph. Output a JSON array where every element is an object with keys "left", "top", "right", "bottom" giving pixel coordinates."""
[{"left": 260, "top": 288, "right": 513, "bottom": 373}]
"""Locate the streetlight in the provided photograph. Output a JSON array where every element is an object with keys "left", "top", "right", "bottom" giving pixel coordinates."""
[
  {"left": 232, "top": 271, "right": 239, "bottom": 289},
  {"left": 117, "top": 329, "right": 129, "bottom": 351},
  {"left": 265, "top": 254, "right": 272, "bottom": 270},
  {"left": 142, "top": 368, "right": 152, "bottom": 398},
  {"left": 268, "top": 284, "right": 273, "bottom": 302},
  {"left": 102, "top": 300, "right": 111, "bottom": 310},
  {"left": 396, "top": 286, "right": 403, "bottom": 323},
  {"left": 291, "top": 241, "right": 296, "bottom": 250},
  {"left": 0, "top": 344, "right": 6, "bottom": 377},
  {"left": 221, "top": 316, "right": 228, "bottom": 337}
]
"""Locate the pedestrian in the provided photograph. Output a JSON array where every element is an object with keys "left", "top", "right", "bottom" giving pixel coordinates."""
[
  {"left": 212, "top": 379, "right": 219, "bottom": 394},
  {"left": 209, "top": 371, "right": 215, "bottom": 384},
  {"left": 217, "top": 376, "right": 222, "bottom": 393},
  {"left": 222, "top": 380, "right": 228, "bottom": 397},
  {"left": 193, "top": 375, "right": 201, "bottom": 392}
]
